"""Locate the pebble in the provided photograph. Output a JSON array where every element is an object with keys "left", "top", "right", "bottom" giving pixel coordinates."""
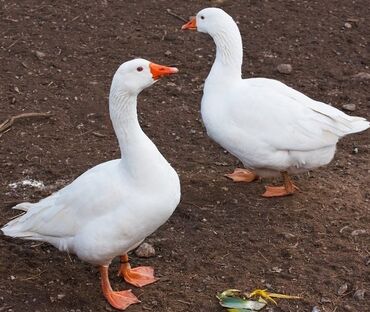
[
  {"left": 353, "top": 289, "right": 365, "bottom": 301},
  {"left": 365, "top": 256, "right": 370, "bottom": 266},
  {"left": 352, "top": 72, "right": 370, "bottom": 80},
  {"left": 337, "top": 283, "right": 348, "bottom": 296},
  {"left": 343, "top": 305, "right": 354, "bottom": 312},
  {"left": 342, "top": 104, "right": 356, "bottom": 111},
  {"left": 57, "top": 293, "right": 65, "bottom": 300},
  {"left": 351, "top": 229, "right": 367, "bottom": 236},
  {"left": 271, "top": 266, "right": 282, "bottom": 273},
  {"left": 344, "top": 22, "right": 352, "bottom": 29},
  {"left": 135, "top": 242, "right": 155, "bottom": 258},
  {"left": 312, "top": 306, "right": 321, "bottom": 312},
  {"left": 277, "top": 63, "right": 293, "bottom": 74},
  {"left": 34, "top": 50, "right": 46, "bottom": 59},
  {"left": 164, "top": 50, "right": 172, "bottom": 56}
]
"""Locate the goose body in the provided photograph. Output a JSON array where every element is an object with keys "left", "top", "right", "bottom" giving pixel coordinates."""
[
  {"left": 2, "top": 59, "right": 180, "bottom": 309},
  {"left": 183, "top": 8, "right": 369, "bottom": 196},
  {"left": 4, "top": 157, "right": 179, "bottom": 265}
]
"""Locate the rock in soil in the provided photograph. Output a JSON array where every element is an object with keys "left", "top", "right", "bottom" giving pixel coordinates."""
[
  {"left": 352, "top": 72, "right": 370, "bottom": 79},
  {"left": 351, "top": 229, "right": 367, "bottom": 236},
  {"left": 342, "top": 104, "right": 356, "bottom": 111},
  {"left": 277, "top": 63, "right": 293, "bottom": 74},
  {"left": 135, "top": 243, "right": 155, "bottom": 258},
  {"left": 337, "top": 283, "right": 349, "bottom": 296},
  {"left": 353, "top": 289, "right": 366, "bottom": 301},
  {"left": 34, "top": 50, "right": 46, "bottom": 59}
]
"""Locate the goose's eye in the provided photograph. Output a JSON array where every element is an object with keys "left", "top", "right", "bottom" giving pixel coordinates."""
[
  {"left": 200, "top": 15, "right": 205, "bottom": 20},
  {"left": 137, "top": 66, "right": 143, "bottom": 72}
]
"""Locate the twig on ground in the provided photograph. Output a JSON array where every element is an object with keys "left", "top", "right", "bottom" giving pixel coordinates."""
[
  {"left": 92, "top": 131, "right": 107, "bottom": 138},
  {"left": 258, "top": 250, "right": 269, "bottom": 262},
  {"left": 166, "top": 9, "right": 188, "bottom": 22},
  {"left": 177, "top": 299, "right": 192, "bottom": 305},
  {"left": 0, "top": 112, "right": 53, "bottom": 134},
  {"left": 19, "top": 270, "right": 46, "bottom": 281},
  {"left": 6, "top": 38, "right": 21, "bottom": 50}
]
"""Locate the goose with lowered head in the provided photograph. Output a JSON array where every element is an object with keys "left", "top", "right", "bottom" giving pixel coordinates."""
[
  {"left": 1, "top": 59, "right": 180, "bottom": 310},
  {"left": 182, "top": 8, "right": 369, "bottom": 197}
]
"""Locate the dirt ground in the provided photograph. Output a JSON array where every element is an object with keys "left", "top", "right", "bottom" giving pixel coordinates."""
[{"left": 0, "top": 0, "right": 369, "bottom": 311}]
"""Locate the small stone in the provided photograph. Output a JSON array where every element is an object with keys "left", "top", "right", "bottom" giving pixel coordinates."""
[
  {"left": 343, "top": 305, "right": 354, "bottom": 312},
  {"left": 352, "top": 72, "right": 370, "bottom": 80},
  {"left": 283, "top": 232, "right": 296, "bottom": 239},
  {"left": 57, "top": 294, "right": 65, "bottom": 300},
  {"left": 352, "top": 147, "right": 359, "bottom": 154},
  {"left": 277, "top": 63, "right": 293, "bottom": 74},
  {"left": 10, "top": 275, "right": 15, "bottom": 280},
  {"left": 353, "top": 289, "right": 365, "bottom": 301},
  {"left": 337, "top": 283, "right": 348, "bottom": 296},
  {"left": 365, "top": 255, "right": 370, "bottom": 266},
  {"left": 164, "top": 50, "right": 172, "bottom": 56},
  {"left": 271, "top": 266, "right": 282, "bottom": 273},
  {"left": 35, "top": 50, "right": 46, "bottom": 59},
  {"left": 135, "top": 243, "right": 155, "bottom": 258},
  {"left": 212, "top": 0, "right": 228, "bottom": 5},
  {"left": 351, "top": 229, "right": 367, "bottom": 236},
  {"left": 320, "top": 297, "right": 331, "bottom": 303},
  {"left": 265, "top": 283, "right": 272, "bottom": 290},
  {"left": 344, "top": 22, "right": 352, "bottom": 29},
  {"left": 342, "top": 104, "right": 356, "bottom": 111},
  {"left": 312, "top": 306, "right": 321, "bottom": 312}
]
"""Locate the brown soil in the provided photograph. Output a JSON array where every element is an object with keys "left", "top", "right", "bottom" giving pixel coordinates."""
[{"left": 0, "top": 1, "right": 369, "bottom": 311}]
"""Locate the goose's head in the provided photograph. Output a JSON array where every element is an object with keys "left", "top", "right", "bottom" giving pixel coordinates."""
[
  {"left": 112, "top": 58, "right": 178, "bottom": 95},
  {"left": 181, "top": 8, "right": 234, "bottom": 36}
]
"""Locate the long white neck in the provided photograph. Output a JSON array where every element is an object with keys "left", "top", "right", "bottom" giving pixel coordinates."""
[
  {"left": 109, "top": 87, "right": 161, "bottom": 173},
  {"left": 207, "top": 20, "right": 243, "bottom": 82}
]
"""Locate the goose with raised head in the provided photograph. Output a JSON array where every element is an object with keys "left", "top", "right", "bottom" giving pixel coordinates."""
[
  {"left": 182, "top": 8, "right": 369, "bottom": 197},
  {"left": 1, "top": 59, "right": 180, "bottom": 310}
]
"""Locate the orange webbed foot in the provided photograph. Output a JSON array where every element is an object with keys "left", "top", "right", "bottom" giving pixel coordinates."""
[
  {"left": 118, "top": 255, "right": 158, "bottom": 287},
  {"left": 262, "top": 185, "right": 298, "bottom": 197},
  {"left": 262, "top": 172, "right": 299, "bottom": 197},
  {"left": 105, "top": 289, "right": 140, "bottom": 310},
  {"left": 120, "top": 266, "right": 158, "bottom": 287},
  {"left": 100, "top": 265, "right": 140, "bottom": 310},
  {"left": 225, "top": 168, "right": 258, "bottom": 183}
]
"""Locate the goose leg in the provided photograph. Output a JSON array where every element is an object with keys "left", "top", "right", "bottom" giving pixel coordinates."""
[
  {"left": 100, "top": 265, "right": 139, "bottom": 310},
  {"left": 225, "top": 168, "right": 258, "bottom": 182},
  {"left": 117, "top": 254, "right": 158, "bottom": 287},
  {"left": 262, "top": 171, "right": 298, "bottom": 197}
]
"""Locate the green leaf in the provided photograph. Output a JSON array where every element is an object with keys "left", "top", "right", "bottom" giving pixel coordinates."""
[
  {"left": 227, "top": 309, "right": 254, "bottom": 312},
  {"left": 220, "top": 297, "right": 266, "bottom": 311}
]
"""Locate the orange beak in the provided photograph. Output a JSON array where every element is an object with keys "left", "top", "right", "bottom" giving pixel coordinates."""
[
  {"left": 181, "top": 17, "right": 197, "bottom": 30},
  {"left": 149, "top": 62, "right": 178, "bottom": 80}
]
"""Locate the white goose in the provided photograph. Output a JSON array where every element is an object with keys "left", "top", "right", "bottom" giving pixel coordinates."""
[
  {"left": 182, "top": 8, "right": 369, "bottom": 197},
  {"left": 1, "top": 59, "right": 181, "bottom": 310}
]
